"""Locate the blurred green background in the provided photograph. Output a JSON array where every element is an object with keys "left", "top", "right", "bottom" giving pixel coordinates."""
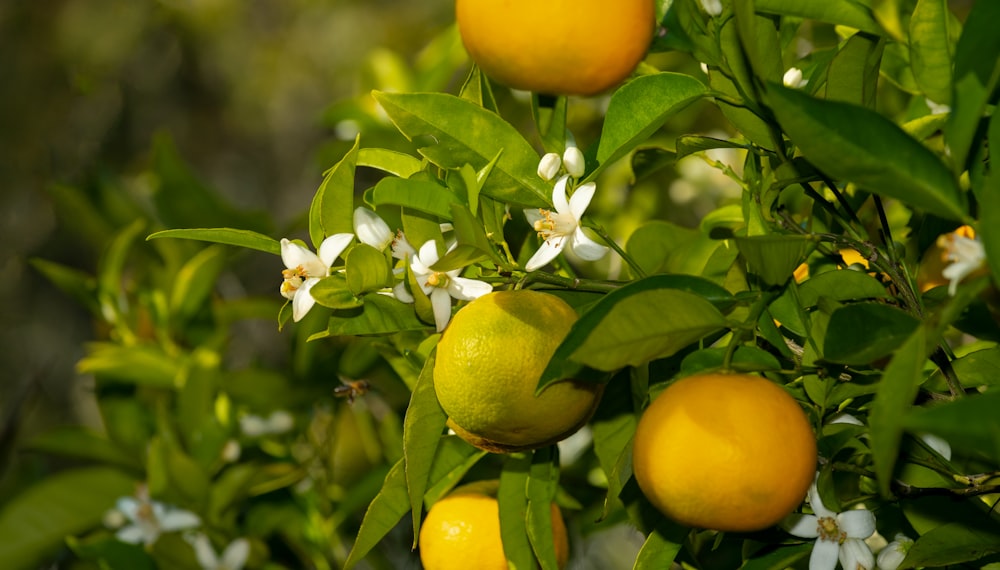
[{"left": 0, "top": 0, "right": 455, "bottom": 477}]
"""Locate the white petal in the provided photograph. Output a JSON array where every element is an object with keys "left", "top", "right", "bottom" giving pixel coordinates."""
[
  {"left": 392, "top": 232, "right": 416, "bottom": 259},
  {"left": 393, "top": 282, "right": 414, "bottom": 303},
  {"left": 292, "top": 278, "right": 319, "bottom": 322},
  {"left": 783, "top": 514, "right": 820, "bottom": 539},
  {"left": 839, "top": 538, "right": 874, "bottom": 570},
  {"left": 354, "top": 208, "right": 393, "bottom": 250},
  {"left": 838, "top": 509, "right": 876, "bottom": 539},
  {"left": 280, "top": 239, "right": 324, "bottom": 276},
  {"left": 876, "top": 539, "right": 910, "bottom": 570},
  {"left": 699, "top": 0, "right": 722, "bottom": 16},
  {"left": 317, "top": 233, "right": 354, "bottom": 268},
  {"left": 267, "top": 410, "right": 294, "bottom": 433},
  {"left": 567, "top": 182, "right": 596, "bottom": 221},
  {"left": 116, "top": 497, "right": 140, "bottom": 522},
  {"left": 525, "top": 240, "right": 564, "bottom": 272},
  {"left": 430, "top": 288, "right": 453, "bottom": 332},
  {"left": 116, "top": 524, "right": 149, "bottom": 545},
  {"left": 569, "top": 227, "right": 609, "bottom": 261},
  {"left": 240, "top": 415, "right": 266, "bottom": 437},
  {"left": 524, "top": 207, "right": 546, "bottom": 226},
  {"left": 191, "top": 534, "right": 220, "bottom": 568},
  {"left": 551, "top": 176, "right": 571, "bottom": 213},
  {"left": 160, "top": 508, "right": 201, "bottom": 532},
  {"left": 809, "top": 538, "right": 840, "bottom": 570},
  {"left": 537, "top": 152, "right": 562, "bottom": 181},
  {"left": 448, "top": 277, "right": 493, "bottom": 301},
  {"left": 222, "top": 538, "right": 250, "bottom": 569},
  {"left": 807, "top": 479, "right": 836, "bottom": 519},
  {"left": 563, "top": 146, "right": 586, "bottom": 178}
]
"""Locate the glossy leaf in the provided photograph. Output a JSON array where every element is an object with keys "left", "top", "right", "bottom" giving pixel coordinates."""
[
  {"left": 797, "top": 269, "right": 889, "bottom": 307},
  {"left": 825, "top": 32, "right": 885, "bottom": 107},
  {"left": 908, "top": 0, "right": 954, "bottom": 105},
  {"left": 754, "top": 0, "right": 883, "bottom": 35},
  {"left": 632, "top": 521, "right": 686, "bottom": 570},
  {"left": 0, "top": 467, "right": 135, "bottom": 570},
  {"left": 590, "top": 381, "right": 637, "bottom": 518},
  {"left": 311, "top": 293, "right": 426, "bottom": 338},
  {"left": 309, "top": 136, "right": 358, "bottom": 250},
  {"left": 309, "top": 274, "right": 363, "bottom": 310},
  {"left": 979, "top": 109, "right": 1000, "bottom": 290},
  {"left": 499, "top": 452, "right": 536, "bottom": 570},
  {"left": 26, "top": 428, "right": 140, "bottom": 471},
  {"left": 372, "top": 91, "right": 550, "bottom": 206},
  {"left": 431, "top": 203, "right": 503, "bottom": 271},
  {"left": 77, "top": 343, "right": 180, "bottom": 388},
  {"left": 403, "top": 355, "right": 447, "bottom": 544},
  {"left": 900, "top": 522, "right": 1000, "bottom": 568},
  {"left": 147, "top": 227, "right": 280, "bottom": 255},
  {"left": 734, "top": 234, "right": 817, "bottom": 286},
  {"left": 357, "top": 147, "right": 423, "bottom": 178},
  {"left": 928, "top": 347, "right": 1000, "bottom": 390},
  {"left": 370, "top": 177, "right": 460, "bottom": 220},
  {"left": 169, "top": 244, "right": 226, "bottom": 322},
  {"left": 526, "top": 448, "right": 561, "bottom": 570},
  {"left": 869, "top": 327, "right": 928, "bottom": 497},
  {"left": 768, "top": 85, "right": 965, "bottom": 220},
  {"left": 346, "top": 244, "right": 392, "bottom": 295},
  {"left": 823, "top": 303, "right": 920, "bottom": 366},
  {"left": 904, "top": 389, "right": 1000, "bottom": 465},
  {"left": 595, "top": 73, "right": 708, "bottom": 172},
  {"left": 679, "top": 346, "right": 782, "bottom": 375}
]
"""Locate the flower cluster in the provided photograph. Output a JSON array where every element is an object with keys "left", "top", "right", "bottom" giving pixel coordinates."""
[{"left": 785, "top": 475, "right": 876, "bottom": 570}]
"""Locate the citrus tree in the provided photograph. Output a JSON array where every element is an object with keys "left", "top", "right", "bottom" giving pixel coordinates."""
[{"left": 5, "top": 0, "right": 1000, "bottom": 568}]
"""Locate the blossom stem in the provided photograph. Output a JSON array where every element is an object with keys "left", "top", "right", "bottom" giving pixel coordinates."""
[
  {"left": 515, "top": 271, "right": 623, "bottom": 293},
  {"left": 584, "top": 222, "right": 647, "bottom": 278}
]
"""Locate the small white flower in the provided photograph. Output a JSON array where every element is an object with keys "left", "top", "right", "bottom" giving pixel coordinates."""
[
  {"left": 785, "top": 476, "right": 876, "bottom": 570},
  {"left": 538, "top": 152, "right": 562, "bottom": 181},
  {"left": 783, "top": 67, "right": 808, "bottom": 88},
  {"left": 926, "top": 99, "right": 951, "bottom": 115},
  {"left": 353, "top": 207, "right": 394, "bottom": 250},
  {"left": 876, "top": 534, "right": 913, "bottom": 570},
  {"left": 114, "top": 493, "right": 201, "bottom": 546},
  {"left": 220, "top": 439, "right": 241, "bottom": 463},
  {"left": 188, "top": 534, "right": 250, "bottom": 570},
  {"left": 938, "top": 230, "right": 986, "bottom": 296},
  {"left": 393, "top": 239, "right": 493, "bottom": 331},
  {"left": 562, "top": 146, "right": 586, "bottom": 178},
  {"left": 700, "top": 62, "right": 710, "bottom": 75},
  {"left": 280, "top": 233, "right": 354, "bottom": 321},
  {"left": 700, "top": 0, "right": 723, "bottom": 17},
  {"left": 240, "top": 410, "right": 295, "bottom": 437},
  {"left": 523, "top": 176, "right": 608, "bottom": 271}
]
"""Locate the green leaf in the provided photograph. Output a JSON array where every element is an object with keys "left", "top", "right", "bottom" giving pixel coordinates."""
[
  {"left": 98, "top": 219, "right": 145, "bottom": 306},
  {"left": 169, "top": 244, "right": 226, "bottom": 322},
  {"left": 309, "top": 136, "right": 358, "bottom": 250},
  {"left": 346, "top": 244, "right": 392, "bottom": 295},
  {"left": 403, "top": 355, "right": 447, "bottom": 545},
  {"left": 768, "top": 84, "right": 965, "bottom": 220},
  {"left": 979, "top": 109, "right": 1000, "bottom": 290},
  {"left": 499, "top": 452, "right": 536, "bottom": 570},
  {"left": 823, "top": 302, "right": 920, "bottom": 366},
  {"left": 370, "top": 177, "right": 460, "bottom": 219},
  {"left": 797, "top": 269, "right": 889, "bottom": 307},
  {"left": 595, "top": 73, "right": 708, "bottom": 172},
  {"left": 825, "top": 32, "right": 885, "bottom": 107},
  {"left": 357, "top": 147, "right": 424, "bottom": 178},
  {"left": 632, "top": 520, "right": 687, "bottom": 570},
  {"left": 754, "top": 0, "right": 884, "bottom": 35},
  {"left": 541, "top": 278, "right": 728, "bottom": 389},
  {"left": 26, "top": 428, "right": 141, "bottom": 471},
  {"left": 900, "top": 522, "right": 1000, "bottom": 568},
  {"left": 310, "top": 274, "right": 364, "bottom": 310},
  {"left": 733, "top": 0, "right": 783, "bottom": 85},
  {"left": 0, "top": 467, "right": 135, "bottom": 570},
  {"left": 929, "top": 347, "right": 1000, "bottom": 390},
  {"left": 904, "top": 389, "right": 1000, "bottom": 465},
  {"left": 675, "top": 136, "right": 747, "bottom": 161},
  {"left": 908, "top": 0, "right": 955, "bottom": 105},
  {"left": 680, "top": 346, "right": 782, "bottom": 375},
  {"left": 372, "top": 91, "right": 550, "bottom": 206},
  {"left": 734, "top": 234, "right": 817, "bottom": 286},
  {"left": 869, "top": 327, "right": 928, "bottom": 497},
  {"left": 312, "top": 293, "right": 426, "bottom": 338},
  {"left": 147, "top": 228, "right": 280, "bottom": 255},
  {"left": 78, "top": 343, "right": 180, "bottom": 388},
  {"left": 431, "top": 203, "right": 503, "bottom": 271},
  {"left": 945, "top": 0, "right": 1000, "bottom": 172},
  {"left": 29, "top": 258, "right": 99, "bottom": 316},
  {"left": 740, "top": 543, "right": 813, "bottom": 570},
  {"left": 526, "top": 448, "right": 561, "bottom": 570},
  {"left": 590, "top": 380, "right": 637, "bottom": 518}
]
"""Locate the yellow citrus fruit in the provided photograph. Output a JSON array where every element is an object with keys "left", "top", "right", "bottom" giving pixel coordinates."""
[
  {"left": 455, "top": 0, "right": 656, "bottom": 96},
  {"left": 419, "top": 481, "right": 569, "bottom": 570},
  {"left": 632, "top": 373, "right": 817, "bottom": 532},
  {"left": 434, "top": 290, "right": 601, "bottom": 453}
]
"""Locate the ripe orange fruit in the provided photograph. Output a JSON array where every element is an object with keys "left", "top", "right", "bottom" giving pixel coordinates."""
[
  {"left": 433, "top": 290, "right": 601, "bottom": 453},
  {"left": 632, "top": 373, "right": 816, "bottom": 532},
  {"left": 418, "top": 481, "right": 569, "bottom": 570},
  {"left": 454, "top": 0, "right": 656, "bottom": 96}
]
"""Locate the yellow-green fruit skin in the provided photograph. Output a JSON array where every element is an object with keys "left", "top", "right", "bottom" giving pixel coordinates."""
[
  {"left": 632, "top": 374, "right": 817, "bottom": 532},
  {"left": 433, "top": 290, "right": 601, "bottom": 452}
]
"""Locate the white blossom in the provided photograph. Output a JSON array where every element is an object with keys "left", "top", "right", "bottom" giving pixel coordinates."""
[
  {"left": 353, "top": 207, "right": 394, "bottom": 250},
  {"left": 700, "top": 0, "right": 723, "bottom": 17},
  {"left": 188, "top": 534, "right": 250, "bottom": 570},
  {"left": 279, "top": 234, "right": 353, "bottom": 321},
  {"left": 523, "top": 176, "right": 608, "bottom": 271},
  {"left": 938, "top": 230, "right": 986, "bottom": 296},
  {"left": 240, "top": 410, "right": 295, "bottom": 437},
  {"left": 562, "top": 146, "right": 586, "bottom": 178},
  {"left": 785, "top": 476, "right": 876, "bottom": 570},
  {"left": 926, "top": 99, "right": 951, "bottom": 115},
  {"left": 783, "top": 67, "right": 808, "bottom": 88},
  {"left": 113, "top": 493, "right": 201, "bottom": 546},
  {"left": 876, "top": 534, "right": 913, "bottom": 570},
  {"left": 393, "top": 239, "right": 493, "bottom": 331},
  {"left": 537, "top": 152, "right": 562, "bottom": 181}
]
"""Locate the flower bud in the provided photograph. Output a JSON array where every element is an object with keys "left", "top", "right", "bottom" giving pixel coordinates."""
[
  {"left": 537, "top": 152, "right": 562, "bottom": 181},
  {"left": 700, "top": 0, "right": 722, "bottom": 16},
  {"left": 783, "top": 67, "right": 807, "bottom": 88},
  {"left": 354, "top": 207, "right": 393, "bottom": 250},
  {"left": 563, "top": 146, "right": 586, "bottom": 178}
]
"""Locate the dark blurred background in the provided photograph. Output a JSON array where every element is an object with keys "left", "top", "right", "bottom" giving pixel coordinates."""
[{"left": 0, "top": 0, "right": 455, "bottom": 467}]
